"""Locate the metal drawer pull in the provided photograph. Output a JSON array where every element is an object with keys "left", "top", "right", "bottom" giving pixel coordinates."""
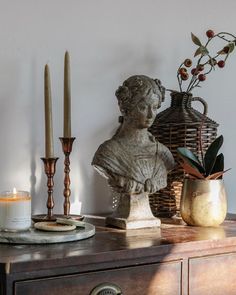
[{"left": 90, "top": 282, "right": 122, "bottom": 295}]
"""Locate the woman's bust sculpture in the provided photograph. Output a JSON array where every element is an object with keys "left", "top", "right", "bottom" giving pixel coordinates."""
[{"left": 92, "top": 75, "right": 175, "bottom": 229}]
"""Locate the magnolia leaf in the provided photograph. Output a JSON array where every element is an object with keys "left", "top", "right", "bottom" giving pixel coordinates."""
[
  {"left": 206, "top": 168, "right": 231, "bottom": 180},
  {"left": 177, "top": 147, "right": 201, "bottom": 165},
  {"left": 177, "top": 148, "right": 205, "bottom": 174},
  {"left": 180, "top": 161, "right": 205, "bottom": 179},
  {"left": 180, "top": 155, "right": 205, "bottom": 174},
  {"left": 191, "top": 32, "right": 202, "bottom": 46},
  {"left": 204, "top": 135, "right": 224, "bottom": 176},
  {"left": 211, "top": 153, "right": 224, "bottom": 175}
]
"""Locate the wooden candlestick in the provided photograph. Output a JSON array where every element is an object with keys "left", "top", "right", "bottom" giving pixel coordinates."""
[
  {"left": 41, "top": 157, "right": 59, "bottom": 220},
  {"left": 60, "top": 137, "right": 75, "bottom": 216}
]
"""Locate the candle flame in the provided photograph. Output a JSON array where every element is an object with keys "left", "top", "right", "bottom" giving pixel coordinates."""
[{"left": 13, "top": 188, "right": 17, "bottom": 195}]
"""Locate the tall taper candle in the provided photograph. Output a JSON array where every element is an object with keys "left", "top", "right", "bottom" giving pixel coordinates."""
[
  {"left": 44, "top": 64, "right": 54, "bottom": 158},
  {"left": 64, "top": 51, "right": 71, "bottom": 137}
]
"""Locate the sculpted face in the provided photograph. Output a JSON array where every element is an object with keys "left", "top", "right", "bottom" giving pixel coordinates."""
[{"left": 127, "top": 92, "right": 160, "bottom": 128}]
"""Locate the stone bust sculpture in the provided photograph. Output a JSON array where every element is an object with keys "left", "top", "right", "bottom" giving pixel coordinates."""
[
  {"left": 92, "top": 75, "right": 174, "bottom": 229},
  {"left": 92, "top": 75, "right": 175, "bottom": 229}
]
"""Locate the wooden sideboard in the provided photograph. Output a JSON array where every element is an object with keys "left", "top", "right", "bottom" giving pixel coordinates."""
[{"left": 1, "top": 215, "right": 236, "bottom": 295}]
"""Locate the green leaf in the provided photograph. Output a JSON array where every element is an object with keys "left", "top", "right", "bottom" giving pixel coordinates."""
[
  {"left": 211, "top": 153, "right": 224, "bottom": 175},
  {"left": 194, "top": 46, "right": 209, "bottom": 57},
  {"left": 204, "top": 135, "right": 224, "bottom": 176},
  {"left": 177, "top": 147, "right": 205, "bottom": 174},
  {"left": 191, "top": 33, "right": 202, "bottom": 46},
  {"left": 177, "top": 147, "right": 200, "bottom": 163},
  {"left": 200, "top": 46, "right": 209, "bottom": 55},
  {"left": 194, "top": 47, "right": 202, "bottom": 57},
  {"left": 228, "top": 42, "right": 235, "bottom": 53}
]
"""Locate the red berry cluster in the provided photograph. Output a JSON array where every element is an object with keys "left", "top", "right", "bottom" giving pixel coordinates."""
[{"left": 176, "top": 29, "right": 236, "bottom": 93}]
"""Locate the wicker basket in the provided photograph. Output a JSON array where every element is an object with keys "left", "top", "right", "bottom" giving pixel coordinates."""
[{"left": 149, "top": 91, "right": 218, "bottom": 217}]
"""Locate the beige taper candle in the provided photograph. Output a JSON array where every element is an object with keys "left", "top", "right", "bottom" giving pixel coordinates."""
[
  {"left": 44, "top": 64, "right": 54, "bottom": 158},
  {"left": 64, "top": 51, "right": 71, "bottom": 137}
]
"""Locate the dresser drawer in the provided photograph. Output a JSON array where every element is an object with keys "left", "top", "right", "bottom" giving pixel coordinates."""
[
  {"left": 189, "top": 252, "right": 236, "bottom": 295},
  {"left": 15, "top": 260, "right": 182, "bottom": 295}
]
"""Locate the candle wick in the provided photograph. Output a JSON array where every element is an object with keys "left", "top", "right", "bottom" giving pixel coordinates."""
[{"left": 13, "top": 187, "right": 17, "bottom": 196}]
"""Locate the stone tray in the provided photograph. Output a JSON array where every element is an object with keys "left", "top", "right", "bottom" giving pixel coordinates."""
[{"left": 0, "top": 222, "right": 95, "bottom": 244}]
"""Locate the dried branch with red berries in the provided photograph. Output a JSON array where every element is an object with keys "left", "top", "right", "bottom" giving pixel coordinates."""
[{"left": 177, "top": 29, "right": 236, "bottom": 93}]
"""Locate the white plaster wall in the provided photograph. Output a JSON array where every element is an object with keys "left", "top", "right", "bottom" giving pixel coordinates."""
[{"left": 0, "top": 0, "right": 235, "bottom": 215}]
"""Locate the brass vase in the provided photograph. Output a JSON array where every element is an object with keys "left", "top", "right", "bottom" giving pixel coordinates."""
[{"left": 180, "top": 179, "right": 227, "bottom": 227}]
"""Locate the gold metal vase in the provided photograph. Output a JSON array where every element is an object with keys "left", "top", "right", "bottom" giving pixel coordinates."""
[{"left": 180, "top": 179, "right": 227, "bottom": 227}]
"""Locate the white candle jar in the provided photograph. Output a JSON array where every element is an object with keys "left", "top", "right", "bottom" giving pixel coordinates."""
[{"left": 0, "top": 190, "right": 31, "bottom": 232}]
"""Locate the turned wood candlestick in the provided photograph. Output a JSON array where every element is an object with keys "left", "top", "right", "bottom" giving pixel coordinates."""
[
  {"left": 41, "top": 157, "right": 59, "bottom": 220},
  {"left": 60, "top": 137, "right": 75, "bottom": 216}
]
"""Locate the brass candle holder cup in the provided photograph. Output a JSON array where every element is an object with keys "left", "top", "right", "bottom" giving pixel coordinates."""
[{"left": 60, "top": 137, "right": 76, "bottom": 216}]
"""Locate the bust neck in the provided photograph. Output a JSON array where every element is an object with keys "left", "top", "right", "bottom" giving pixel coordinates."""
[{"left": 116, "top": 121, "right": 150, "bottom": 144}]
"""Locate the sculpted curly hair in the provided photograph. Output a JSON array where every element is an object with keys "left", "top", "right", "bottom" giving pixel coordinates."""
[{"left": 115, "top": 75, "right": 165, "bottom": 116}]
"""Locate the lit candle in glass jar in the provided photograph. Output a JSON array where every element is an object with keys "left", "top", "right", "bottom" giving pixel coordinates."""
[{"left": 0, "top": 188, "right": 31, "bottom": 231}]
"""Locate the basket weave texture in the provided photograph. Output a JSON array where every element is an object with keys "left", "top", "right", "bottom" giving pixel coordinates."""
[{"left": 149, "top": 91, "right": 218, "bottom": 217}]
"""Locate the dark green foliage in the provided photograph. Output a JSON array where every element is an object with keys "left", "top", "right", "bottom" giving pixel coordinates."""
[
  {"left": 177, "top": 135, "right": 228, "bottom": 179},
  {"left": 204, "top": 135, "right": 223, "bottom": 176}
]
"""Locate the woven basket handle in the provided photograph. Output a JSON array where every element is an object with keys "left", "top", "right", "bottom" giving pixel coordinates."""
[{"left": 191, "top": 96, "right": 208, "bottom": 115}]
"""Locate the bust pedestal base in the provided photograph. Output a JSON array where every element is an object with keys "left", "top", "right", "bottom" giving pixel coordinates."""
[{"left": 106, "top": 193, "right": 161, "bottom": 229}]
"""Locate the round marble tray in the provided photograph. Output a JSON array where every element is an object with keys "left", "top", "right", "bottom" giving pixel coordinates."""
[{"left": 0, "top": 222, "right": 95, "bottom": 244}]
